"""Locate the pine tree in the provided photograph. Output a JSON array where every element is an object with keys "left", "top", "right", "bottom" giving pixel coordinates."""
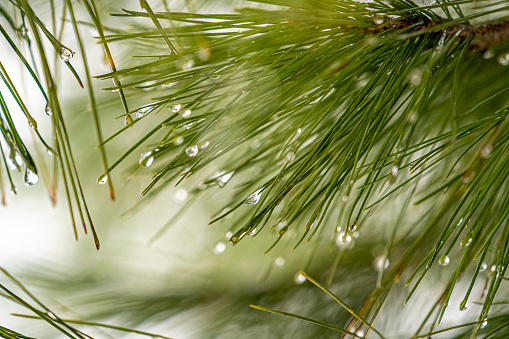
[{"left": 1, "top": 0, "right": 509, "bottom": 338}]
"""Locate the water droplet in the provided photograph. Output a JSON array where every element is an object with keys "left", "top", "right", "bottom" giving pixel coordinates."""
[
  {"left": 483, "top": 50, "right": 495, "bottom": 59},
  {"left": 200, "top": 141, "right": 210, "bottom": 149},
  {"left": 213, "top": 241, "right": 226, "bottom": 254},
  {"left": 480, "top": 144, "right": 493, "bottom": 159},
  {"left": 181, "top": 109, "right": 191, "bottom": 118},
  {"left": 125, "top": 114, "right": 133, "bottom": 126},
  {"left": 135, "top": 107, "right": 151, "bottom": 118},
  {"left": 460, "top": 301, "right": 468, "bottom": 311},
  {"left": 175, "top": 136, "right": 184, "bottom": 145},
  {"left": 139, "top": 151, "right": 154, "bottom": 167},
  {"left": 186, "top": 145, "right": 198, "bottom": 157},
  {"left": 214, "top": 171, "right": 234, "bottom": 188},
  {"left": 460, "top": 237, "right": 472, "bottom": 248},
  {"left": 23, "top": 166, "right": 38, "bottom": 186},
  {"left": 211, "top": 74, "right": 220, "bottom": 80},
  {"left": 481, "top": 319, "right": 488, "bottom": 328},
  {"left": 182, "top": 59, "right": 195, "bottom": 70},
  {"left": 439, "top": 255, "right": 450, "bottom": 266},
  {"left": 7, "top": 150, "right": 21, "bottom": 170},
  {"left": 45, "top": 104, "right": 52, "bottom": 116},
  {"left": 498, "top": 53, "right": 509, "bottom": 66},
  {"left": 171, "top": 104, "right": 182, "bottom": 113},
  {"left": 341, "top": 195, "right": 349, "bottom": 202},
  {"left": 59, "top": 47, "right": 74, "bottom": 61},
  {"left": 408, "top": 68, "right": 422, "bottom": 86},
  {"left": 373, "top": 256, "right": 390, "bottom": 272},
  {"left": 275, "top": 257, "right": 285, "bottom": 266},
  {"left": 391, "top": 165, "right": 399, "bottom": 178},
  {"left": 47, "top": 149, "right": 53, "bottom": 156},
  {"left": 96, "top": 174, "right": 108, "bottom": 185},
  {"left": 248, "top": 228, "right": 257, "bottom": 236},
  {"left": 250, "top": 139, "right": 261, "bottom": 150},
  {"left": 480, "top": 262, "right": 488, "bottom": 272},
  {"left": 294, "top": 272, "right": 306, "bottom": 284},
  {"left": 174, "top": 188, "right": 188, "bottom": 202},
  {"left": 286, "top": 152, "right": 295, "bottom": 161},
  {"left": 373, "top": 16, "right": 384, "bottom": 25},
  {"left": 296, "top": 128, "right": 302, "bottom": 135},
  {"left": 349, "top": 224, "right": 357, "bottom": 232},
  {"left": 336, "top": 232, "right": 352, "bottom": 246},
  {"left": 355, "top": 329, "right": 365, "bottom": 337},
  {"left": 162, "top": 82, "right": 176, "bottom": 88},
  {"left": 245, "top": 188, "right": 263, "bottom": 205},
  {"left": 491, "top": 265, "right": 497, "bottom": 272},
  {"left": 225, "top": 231, "right": 233, "bottom": 239}
]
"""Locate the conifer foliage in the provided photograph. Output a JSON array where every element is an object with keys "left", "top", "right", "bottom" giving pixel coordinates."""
[{"left": 1, "top": 0, "right": 509, "bottom": 338}]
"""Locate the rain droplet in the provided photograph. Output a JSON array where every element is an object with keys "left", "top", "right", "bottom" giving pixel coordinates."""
[
  {"left": 373, "top": 256, "right": 390, "bottom": 272},
  {"left": 23, "top": 166, "right": 38, "bottom": 186},
  {"left": 135, "top": 107, "right": 151, "bottom": 118},
  {"left": 124, "top": 114, "right": 133, "bottom": 126},
  {"left": 215, "top": 171, "right": 234, "bottom": 188},
  {"left": 491, "top": 265, "right": 497, "bottom": 272},
  {"left": 182, "top": 59, "right": 195, "bottom": 70},
  {"left": 174, "top": 188, "right": 188, "bottom": 202},
  {"left": 275, "top": 257, "right": 285, "bottom": 266},
  {"left": 460, "top": 237, "right": 472, "bottom": 248},
  {"left": 483, "top": 50, "right": 495, "bottom": 59},
  {"left": 481, "top": 319, "right": 488, "bottom": 328},
  {"left": 439, "top": 255, "right": 450, "bottom": 266},
  {"left": 460, "top": 301, "right": 468, "bottom": 311},
  {"left": 248, "top": 228, "right": 257, "bottom": 236},
  {"left": 213, "top": 241, "right": 226, "bottom": 254},
  {"left": 480, "top": 144, "right": 493, "bottom": 159},
  {"left": 479, "top": 262, "right": 488, "bottom": 272},
  {"left": 391, "top": 165, "right": 399, "bottom": 178},
  {"left": 341, "top": 195, "right": 349, "bottom": 202},
  {"left": 286, "top": 152, "right": 295, "bottom": 161},
  {"left": 408, "top": 68, "right": 422, "bottom": 86},
  {"left": 96, "top": 174, "right": 108, "bottom": 185},
  {"left": 349, "top": 224, "right": 357, "bottom": 232},
  {"left": 45, "top": 104, "right": 52, "bottom": 116},
  {"left": 47, "top": 149, "right": 53, "bottom": 156},
  {"left": 498, "top": 53, "right": 509, "bottom": 66},
  {"left": 59, "top": 47, "right": 74, "bottom": 61},
  {"left": 175, "top": 136, "right": 184, "bottom": 145},
  {"left": 186, "top": 145, "right": 198, "bottom": 157},
  {"left": 171, "top": 104, "right": 182, "bottom": 113},
  {"left": 245, "top": 188, "right": 263, "bottom": 205},
  {"left": 294, "top": 272, "right": 306, "bottom": 284},
  {"left": 181, "top": 109, "right": 191, "bottom": 118},
  {"left": 336, "top": 232, "right": 352, "bottom": 246},
  {"left": 373, "top": 16, "right": 384, "bottom": 25},
  {"left": 139, "top": 151, "right": 154, "bottom": 167},
  {"left": 200, "top": 141, "right": 210, "bottom": 149},
  {"left": 250, "top": 139, "right": 261, "bottom": 150},
  {"left": 225, "top": 231, "right": 233, "bottom": 239}
]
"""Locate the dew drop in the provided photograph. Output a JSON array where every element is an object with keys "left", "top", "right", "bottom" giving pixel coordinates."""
[
  {"left": 181, "top": 109, "right": 191, "bottom": 118},
  {"left": 408, "top": 68, "right": 423, "bottom": 86},
  {"left": 460, "top": 237, "right": 472, "bottom": 248},
  {"left": 373, "top": 16, "right": 384, "bottom": 25},
  {"left": 349, "top": 224, "right": 357, "bottom": 232},
  {"left": 480, "top": 144, "right": 493, "bottom": 159},
  {"left": 174, "top": 188, "right": 188, "bottom": 202},
  {"left": 135, "top": 107, "right": 151, "bottom": 118},
  {"left": 439, "top": 255, "right": 450, "bottom": 266},
  {"left": 294, "top": 272, "right": 306, "bottom": 284},
  {"left": 139, "top": 151, "right": 154, "bottom": 167},
  {"left": 245, "top": 188, "right": 263, "bottom": 205},
  {"left": 171, "top": 104, "right": 182, "bottom": 113},
  {"left": 285, "top": 152, "right": 295, "bottom": 161},
  {"left": 481, "top": 319, "right": 488, "bottom": 328},
  {"left": 336, "top": 232, "right": 352, "bottom": 246},
  {"left": 200, "top": 141, "right": 210, "bottom": 149},
  {"left": 373, "top": 256, "right": 390, "bottom": 272},
  {"left": 124, "top": 114, "right": 133, "bottom": 126},
  {"left": 391, "top": 165, "right": 399, "bottom": 178},
  {"left": 215, "top": 171, "right": 234, "bottom": 188},
  {"left": 47, "top": 149, "right": 53, "bottom": 156},
  {"left": 225, "top": 231, "right": 233, "bottom": 239},
  {"left": 96, "top": 174, "right": 108, "bottom": 185},
  {"left": 341, "top": 195, "right": 349, "bottom": 203},
  {"left": 186, "top": 145, "right": 198, "bottom": 157},
  {"left": 491, "top": 265, "right": 497, "bottom": 272},
  {"left": 498, "top": 53, "right": 509, "bottom": 66},
  {"left": 213, "top": 241, "right": 226, "bottom": 254},
  {"left": 483, "top": 50, "right": 495, "bottom": 59},
  {"left": 45, "top": 104, "right": 52, "bottom": 116},
  {"left": 182, "top": 59, "right": 195, "bottom": 70},
  {"left": 59, "top": 47, "right": 74, "bottom": 61},
  {"left": 175, "top": 136, "right": 184, "bottom": 145},
  {"left": 23, "top": 166, "right": 38, "bottom": 187},
  {"left": 275, "top": 257, "right": 285, "bottom": 267},
  {"left": 248, "top": 228, "right": 257, "bottom": 236},
  {"left": 479, "top": 262, "right": 488, "bottom": 272}
]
